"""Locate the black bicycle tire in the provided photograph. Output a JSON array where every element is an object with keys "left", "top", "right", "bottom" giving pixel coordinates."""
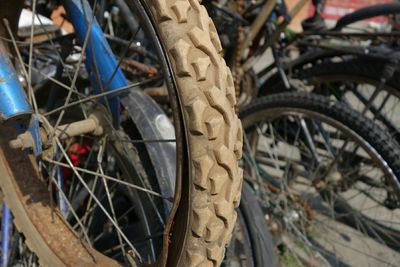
[
  {"left": 240, "top": 92, "right": 400, "bottom": 251},
  {"left": 260, "top": 56, "right": 400, "bottom": 138},
  {"left": 298, "top": 57, "right": 400, "bottom": 88},
  {"left": 295, "top": 57, "right": 400, "bottom": 137},
  {"left": 334, "top": 2, "right": 400, "bottom": 30},
  {"left": 239, "top": 182, "right": 278, "bottom": 267}
]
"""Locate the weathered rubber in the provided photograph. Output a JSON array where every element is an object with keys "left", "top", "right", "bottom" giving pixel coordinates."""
[{"left": 146, "top": 0, "right": 243, "bottom": 266}]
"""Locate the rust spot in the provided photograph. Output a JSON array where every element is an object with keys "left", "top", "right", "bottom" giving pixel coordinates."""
[{"left": 0, "top": 77, "right": 4, "bottom": 83}]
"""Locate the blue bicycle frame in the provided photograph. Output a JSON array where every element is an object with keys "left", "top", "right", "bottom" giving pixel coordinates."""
[{"left": 0, "top": 1, "right": 130, "bottom": 265}]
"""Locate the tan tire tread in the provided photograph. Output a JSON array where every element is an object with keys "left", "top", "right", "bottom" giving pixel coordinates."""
[
  {"left": 147, "top": 0, "right": 243, "bottom": 266},
  {"left": 0, "top": 1, "right": 242, "bottom": 266}
]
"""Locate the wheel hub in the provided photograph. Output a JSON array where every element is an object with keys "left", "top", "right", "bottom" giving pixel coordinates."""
[{"left": 9, "top": 105, "right": 111, "bottom": 158}]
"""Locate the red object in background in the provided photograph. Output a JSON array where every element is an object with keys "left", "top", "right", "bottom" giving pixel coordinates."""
[
  {"left": 309, "top": 0, "right": 392, "bottom": 22},
  {"left": 62, "top": 139, "right": 93, "bottom": 179}
]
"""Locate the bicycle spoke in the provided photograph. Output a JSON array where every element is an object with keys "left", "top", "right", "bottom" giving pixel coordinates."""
[
  {"left": 104, "top": 25, "right": 143, "bottom": 91},
  {"left": 3, "top": 19, "right": 40, "bottom": 117},
  {"left": 97, "top": 137, "right": 127, "bottom": 259},
  {"left": 44, "top": 77, "right": 158, "bottom": 117},
  {"left": 28, "top": 0, "right": 37, "bottom": 104},
  {"left": 53, "top": 0, "right": 99, "bottom": 131},
  {"left": 44, "top": 157, "right": 166, "bottom": 199},
  {"left": 54, "top": 137, "right": 143, "bottom": 261}
]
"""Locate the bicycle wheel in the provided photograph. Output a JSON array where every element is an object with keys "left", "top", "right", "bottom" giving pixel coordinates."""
[
  {"left": 263, "top": 57, "right": 400, "bottom": 141},
  {"left": 0, "top": 0, "right": 242, "bottom": 266},
  {"left": 241, "top": 92, "right": 400, "bottom": 266},
  {"left": 303, "top": 57, "right": 400, "bottom": 134}
]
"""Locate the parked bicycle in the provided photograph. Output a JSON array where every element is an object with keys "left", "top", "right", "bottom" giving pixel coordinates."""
[
  {"left": 241, "top": 92, "right": 400, "bottom": 266},
  {"left": 0, "top": 1, "right": 242, "bottom": 266}
]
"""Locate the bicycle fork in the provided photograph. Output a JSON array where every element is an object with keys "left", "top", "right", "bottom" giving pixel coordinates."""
[
  {"left": 0, "top": 35, "right": 31, "bottom": 267},
  {"left": 0, "top": 40, "right": 31, "bottom": 123}
]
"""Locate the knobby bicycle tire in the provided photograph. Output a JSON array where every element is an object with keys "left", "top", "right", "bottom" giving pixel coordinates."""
[
  {"left": 0, "top": 0, "right": 243, "bottom": 266},
  {"left": 240, "top": 92, "right": 400, "bottom": 257}
]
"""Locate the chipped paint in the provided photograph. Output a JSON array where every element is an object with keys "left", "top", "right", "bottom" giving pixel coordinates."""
[{"left": 0, "top": 41, "right": 31, "bottom": 122}]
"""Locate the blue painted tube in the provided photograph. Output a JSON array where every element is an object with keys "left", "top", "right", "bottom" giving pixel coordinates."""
[
  {"left": 1, "top": 203, "right": 12, "bottom": 267},
  {"left": 0, "top": 41, "right": 31, "bottom": 122},
  {"left": 55, "top": 150, "right": 68, "bottom": 218},
  {"left": 63, "top": 0, "right": 129, "bottom": 126}
]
